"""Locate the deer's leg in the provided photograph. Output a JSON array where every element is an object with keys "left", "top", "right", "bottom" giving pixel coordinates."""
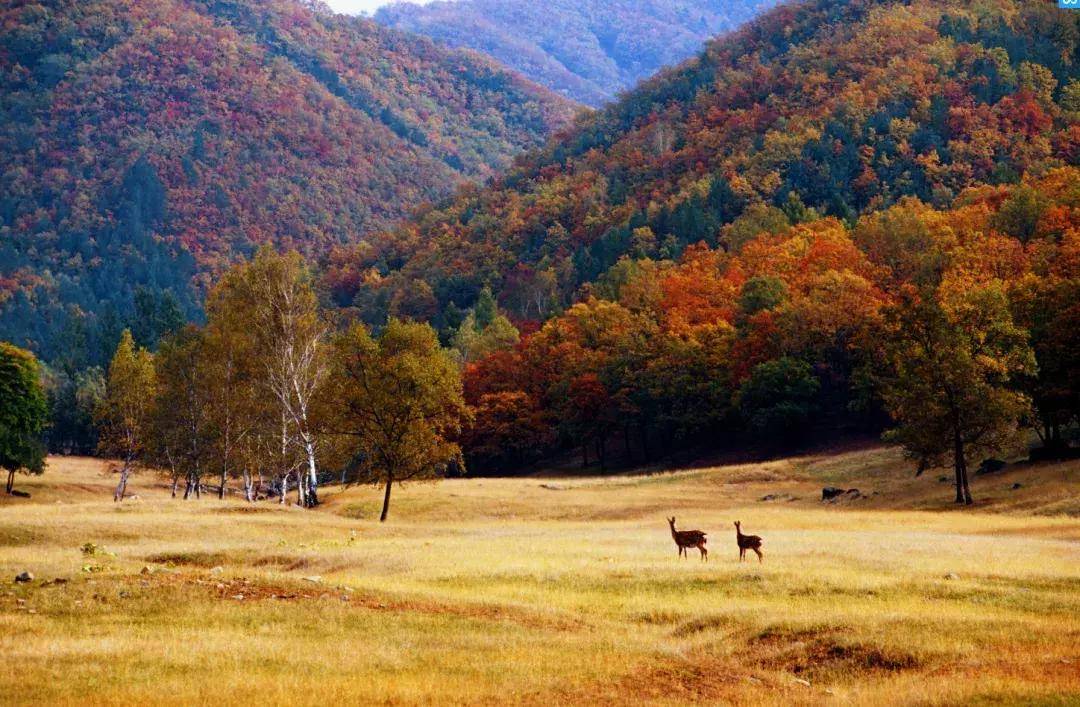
[
  {"left": 754, "top": 547, "right": 763, "bottom": 563},
  {"left": 739, "top": 548, "right": 745, "bottom": 562},
  {"left": 700, "top": 544, "right": 707, "bottom": 562}
]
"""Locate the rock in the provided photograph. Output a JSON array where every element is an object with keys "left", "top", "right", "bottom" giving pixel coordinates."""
[
  {"left": 821, "top": 487, "right": 846, "bottom": 501},
  {"left": 232, "top": 594, "right": 245, "bottom": 601},
  {"left": 746, "top": 676, "right": 762, "bottom": 684},
  {"left": 539, "top": 483, "right": 566, "bottom": 491},
  {"left": 14, "top": 571, "right": 33, "bottom": 583},
  {"left": 1011, "top": 482, "right": 1023, "bottom": 490},
  {"left": 976, "top": 458, "right": 1007, "bottom": 475},
  {"left": 794, "top": 678, "right": 811, "bottom": 687},
  {"left": 140, "top": 566, "right": 154, "bottom": 575},
  {"left": 209, "top": 566, "right": 224, "bottom": 574},
  {"left": 944, "top": 572, "right": 959, "bottom": 580},
  {"left": 302, "top": 576, "right": 322, "bottom": 584},
  {"left": 824, "top": 688, "right": 835, "bottom": 695},
  {"left": 937, "top": 476, "right": 949, "bottom": 483}
]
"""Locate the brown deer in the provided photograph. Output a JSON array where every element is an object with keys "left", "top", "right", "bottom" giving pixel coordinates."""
[
  {"left": 734, "top": 521, "right": 764, "bottom": 563},
  {"left": 667, "top": 517, "right": 708, "bottom": 561}
]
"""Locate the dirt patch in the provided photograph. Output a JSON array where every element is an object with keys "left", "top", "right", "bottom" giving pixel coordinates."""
[
  {"left": 144, "top": 551, "right": 231, "bottom": 567},
  {"left": 671, "top": 615, "right": 741, "bottom": 638},
  {"left": 542, "top": 651, "right": 803, "bottom": 705},
  {"left": 752, "top": 629, "right": 919, "bottom": 679},
  {"left": 250, "top": 554, "right": 317, "bottom": 571},
  {"left": 142, "top": 572, "right": 586, "bottom": 632},
  {"left": 212, "top": 506, "right": 280, "bottom": 515}
]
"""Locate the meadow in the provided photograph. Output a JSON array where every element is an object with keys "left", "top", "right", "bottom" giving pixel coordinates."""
[{"left": 1, "top": 448, "right": 1078, "bottom": 705}]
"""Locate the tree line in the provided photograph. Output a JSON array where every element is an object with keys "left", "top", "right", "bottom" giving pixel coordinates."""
[
  {"left": 2, "top": 248, "right": 467, "bottom": 521},
  {"left": 2, "top": 171, "right": 1077, "bottom": 509}
]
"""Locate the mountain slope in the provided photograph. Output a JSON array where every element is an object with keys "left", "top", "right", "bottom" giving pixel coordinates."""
[
  {"left": 330, "top": 0, "right": 1080, "bottom": 325},
  {"left": 375, "top": 0, "right": 779, "bottom": 105},
  {"left": 0, "top": 0, "right": 577, "bottom": 364}
]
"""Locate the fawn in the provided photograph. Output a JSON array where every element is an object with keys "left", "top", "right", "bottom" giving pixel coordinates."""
[
  {"left": 667, "top": 517, "right": 708, "bottom": 561},
  {"left": 734, "top": 521, "right": 764, "bottom": 563}
]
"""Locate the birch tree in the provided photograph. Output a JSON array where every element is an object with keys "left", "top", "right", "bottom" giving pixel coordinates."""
[{"left": 242, "top": 248, "right": 328, "bottom": 508}]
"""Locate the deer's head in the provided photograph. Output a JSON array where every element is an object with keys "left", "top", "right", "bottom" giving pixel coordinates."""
[
  {"left": 667, "top": 516, "right": 676, "bottom": 528},
  {"left": 734, "top": 521, "right": 741, "bottom": 530}
]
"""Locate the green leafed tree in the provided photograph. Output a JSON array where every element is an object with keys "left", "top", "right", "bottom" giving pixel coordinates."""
[
  {"left": 736, "top": 357, "right": 819, "bottom": 447},
  {"left": 96, "top": 330, "right": 155, "bottom": 501},
  {"left": 878, "top": 285, "right": 1034, "bottom": 505},
  {"left": 0, "top": 343, "right": 48, "bottom": 494},
  {"left": 324, "top": 319, "right": 470, "bottom": 521}
]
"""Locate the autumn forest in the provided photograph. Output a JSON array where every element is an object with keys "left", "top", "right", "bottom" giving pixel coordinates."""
[{"left": 2, "top": 0, "right": 1080, "bottom": 703}]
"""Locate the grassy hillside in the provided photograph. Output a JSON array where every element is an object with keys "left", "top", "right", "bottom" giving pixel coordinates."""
[
  {"left": 0, "top": 0, "right": 578, "bottom": 364},
  {"left": 1, "top": 451, "right": 1077, "bottom": 704},
  {"left": 376, "top": 0, "right": 778, "bottom": 105}
]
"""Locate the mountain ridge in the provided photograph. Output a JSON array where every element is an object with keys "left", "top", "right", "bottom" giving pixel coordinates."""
[
  {"left": 375, "top": 0, "right": 779, "bottom": 105},
  {"left": 0, "top": 0, "right": 578, "bottom": 364}
]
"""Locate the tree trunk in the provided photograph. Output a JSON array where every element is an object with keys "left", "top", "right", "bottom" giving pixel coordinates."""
[
  {"left": 219, "top": 466, "right": 227, "bottom": 500},
  {"left": 952, "top": 425, "right": 972, "bottom": 505},
  {"left": 170, "top": 476, "right": 178, "bottom": 498},
  {"left": 304, "top": 439, "right": 319, "bottom": 508},
  {"left": 960, "top": 455, "right": 973, "bottom": 506},
  {"left": 114, "top": 460, "right": 130, "bottom": 502},
  {"left": 379, "top": 472, "right": 393, "bottom": 522},
  {"left": 640, "top": 424, "right": 650, "bottom": 463},
  {"left": 596, "top": 437, "right": 607, "bottom": 472},
  {"left": 6, "top": 470, "right": 13, "bottom": 495},
  {"left": 623, "top": 424, "right": 632, "bottom": 464},
  {"left": 581, "top": 443, "right": 589, "bottom": 468},
  {"left": 279, "top": 472, "right": 288, "bottom": 504}
]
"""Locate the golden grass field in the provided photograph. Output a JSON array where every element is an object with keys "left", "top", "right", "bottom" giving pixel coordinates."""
[{"left": 1, "top": 448, "right": 1078, "bottom": 705}]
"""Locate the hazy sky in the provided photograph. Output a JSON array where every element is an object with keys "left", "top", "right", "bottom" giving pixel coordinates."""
[{"left": 325, "top": 0, "right": 426, "bottom": 14}]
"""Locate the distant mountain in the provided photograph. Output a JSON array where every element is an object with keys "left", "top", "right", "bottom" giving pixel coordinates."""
[
  {"left": 331, "top": 0, "right": 1080, "bottom": 325},
  {"left": 0, "top": 0, "right": 577, "bottom": 364},
  {"left": 375, "top": 0, "right": 779, "bottom": 105}
]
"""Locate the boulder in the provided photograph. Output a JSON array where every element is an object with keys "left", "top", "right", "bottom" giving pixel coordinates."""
[
  {"left": 821, "top": 487, "right": 846, "bottom": 501},
  {"left": 14, "top": 571, "right": 33, "bottom": 583},
  {"left": 975, "top": 458, "right": 1006, "bottom": 476}
]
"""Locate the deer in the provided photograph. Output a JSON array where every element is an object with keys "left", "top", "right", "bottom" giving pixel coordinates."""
[
  {"left": 667, "top": 517, "right": 708, "bottom": 561},
  {"left": 734, "top": 520, "right": 764, "bottom": 563}
]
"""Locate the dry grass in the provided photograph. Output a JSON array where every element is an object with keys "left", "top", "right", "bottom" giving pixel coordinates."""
[{"left": 0, "top": 449, "right": 1078, "bottom": 705}]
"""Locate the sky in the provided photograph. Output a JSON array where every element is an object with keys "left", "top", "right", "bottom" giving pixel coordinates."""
[{"left": 325, "top": 0, "right": 429, "bottom": 14}]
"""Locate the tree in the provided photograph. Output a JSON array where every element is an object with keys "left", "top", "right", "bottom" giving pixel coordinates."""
[
  {"left": 96, "top": 330, "right": 155, "bottom": 501},
  {"left": 878, "top": 285, "right": 1033, "bottom": 505},
  {"left": 0, "top": 343, "right": 48, "bottom": 494},
  {"left": 736, "top": 357, "right": 820, "bottom": 447},
  {"left": 203, "top": 271, "right": 267, "bottom": 501},
  {"left": 43, "top": 365, "right": 104, "bottom": 455},
  {"left": 241, "top": 248, "right": 328, "bottom": 508},
  {"left": 149, "top": 327, "right": 213, "bottom": 499},
  {"left": 325, "top": 320, "right": 469, "bottom": 521}
]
